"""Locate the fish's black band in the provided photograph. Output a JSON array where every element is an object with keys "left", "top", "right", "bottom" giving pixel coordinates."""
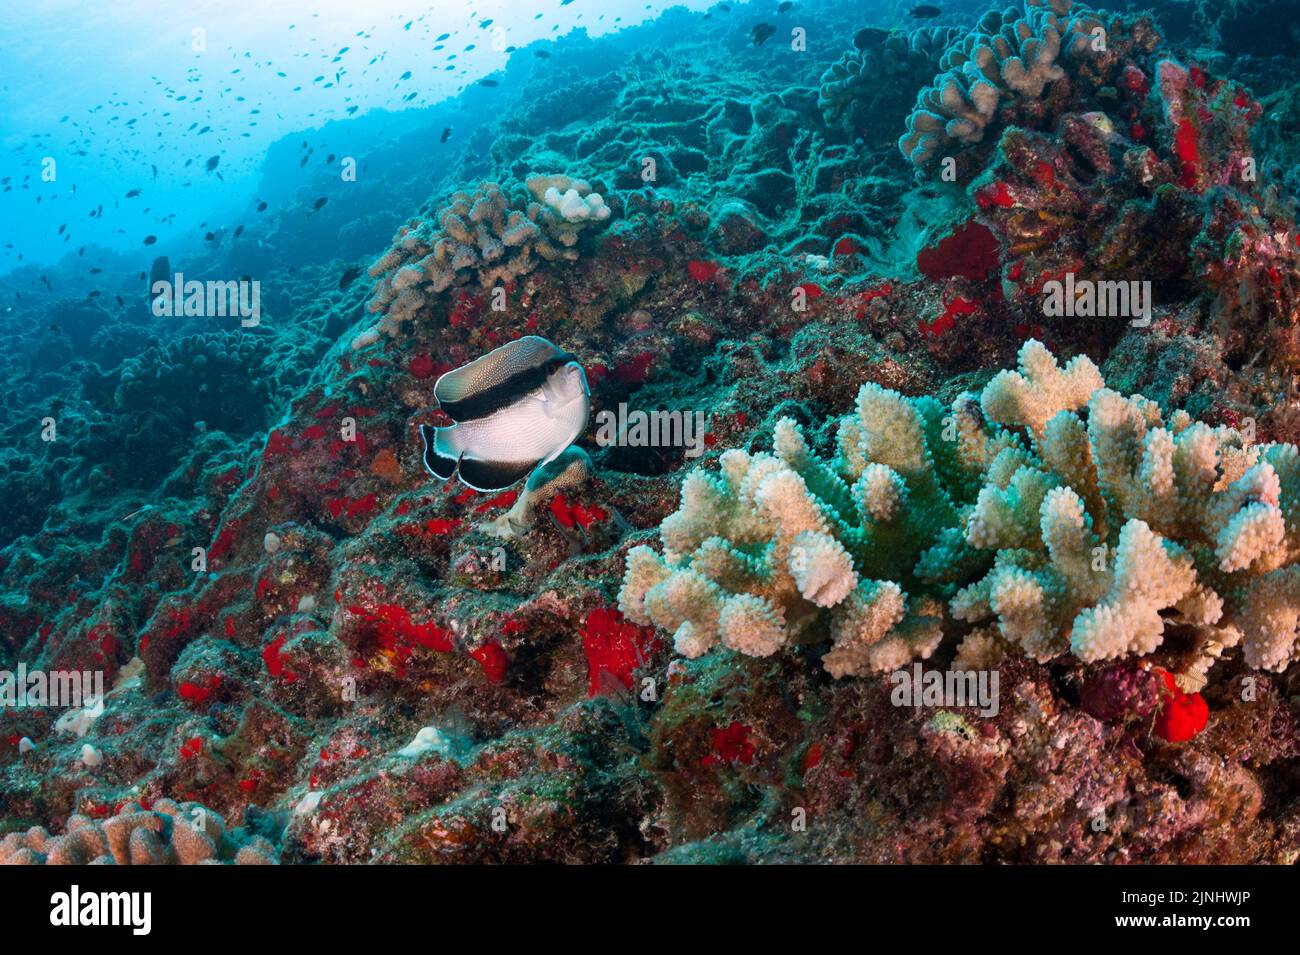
[{"left": 438, "top": 351, "right": 579, "bottom": 422}]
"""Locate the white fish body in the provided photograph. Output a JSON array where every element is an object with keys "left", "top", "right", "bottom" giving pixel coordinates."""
[{"left": 420, "top": 336, "right": 590, "bottom": 491}]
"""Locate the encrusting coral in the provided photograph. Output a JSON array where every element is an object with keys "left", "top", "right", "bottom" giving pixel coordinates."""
[
  {"left": 818, "top": 25, "right": 963, "bottom": 130},
  {"left": 114, "top": 331, "right": 272, "bottom": 432},
  {"left": 357, "top": 174, "right": 612, "bottom": 345},
  {"left": 897, "top": 0, "right": 1141, "bottom": 167},
  {"left": 0, "top": 799, "right": 278, "bottom": 865},
  {"left": 621, "top": 339, "right": 1300, "bottom": 679}
]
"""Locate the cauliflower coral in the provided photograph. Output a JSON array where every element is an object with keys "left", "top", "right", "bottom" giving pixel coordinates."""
[
  {"left": 355, "top": 174, "right": 612, "bottom": 346},
  {"left": 897, "top": 0, "right": 1141, "bottom": 166},
  {"left": 620, "top": 339, "right": 1300, "bottom": 679}
]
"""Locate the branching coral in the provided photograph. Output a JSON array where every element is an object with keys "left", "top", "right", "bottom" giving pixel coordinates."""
[
  {"left": 898, "top": 0, "right": 1139, "bottom": 166},
  {"left": 619, "top": 376, "right": 989, "bottom": 677},
  {"left": 0, "top": 799, "right": 278, "bottom": 865},
  {"left": 360, "top": 174, "right": 612, "bottom": 343},
  {"left": 621, "top": 340, "right": 1300, "bottom": 677}
]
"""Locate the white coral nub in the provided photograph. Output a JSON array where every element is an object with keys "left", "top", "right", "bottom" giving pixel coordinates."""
[
  {"left": 790, "top": 531, "right": 858, "bottom": 607},
  {"left": 543, "top": 186, "right": 610, "bottom": 223}
]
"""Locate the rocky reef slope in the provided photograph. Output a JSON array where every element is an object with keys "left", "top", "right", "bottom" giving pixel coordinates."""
[{"left": 2, "top": 0, "right": 1300, "bottom": 864}]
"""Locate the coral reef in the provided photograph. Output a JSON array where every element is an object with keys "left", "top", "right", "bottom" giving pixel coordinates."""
[
  {"left": 898, "top": 0, "right": 1159, "bottom": 167},
  {"left": 622, "top": 339, "right": 1300, "bottom": 679},
  {"left": 0, "top": 799, "right": 278, "bottom": 865},
  {"left": 3, "top": 0, "right": 1300, "bottom": 869},
  {"left": 113, "top": 332, "right": 272, "bottom": 434},
  {"left": 819, "top": 25, "right": 963, "bottom": 141}
]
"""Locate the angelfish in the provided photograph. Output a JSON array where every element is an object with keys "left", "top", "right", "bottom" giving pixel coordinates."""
[{"left": 420, "top": 336, "right": 590, "bottom": 492}]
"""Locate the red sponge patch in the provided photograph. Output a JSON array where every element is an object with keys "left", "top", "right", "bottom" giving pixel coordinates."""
[{"left": 917, "top": 220, "right": 1000, "bottom": 282}]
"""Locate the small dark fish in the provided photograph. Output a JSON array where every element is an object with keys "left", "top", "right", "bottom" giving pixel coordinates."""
[
  {"left": 777, "top": 1, "right": 793, "bottom": 11},
  {"left": 479, "top": 78, "right": 499, "bottom": 87},
  {"left": 854, "top": 26, "right": 888, "bottom": 49},
  {"left": 234, "top": 225, "right": 244, "bottom": 237},
  {"left": 205, "top": 155, "right": 220, "bottom": 172},
  {"left": 338, "top": 265, "right": 362, "bottom": 290},
  {"left": 311, "top": 196, "right": 328, "bottom": 212},
  {"left": 750, "top": 22, "right": 776, "bottom": 44},
  {"left": 125, "top": 188, "right": 141, "bottom": 198},
  {"left": 143, "top": 235, "right": 157, "bottom": 245},
  {"left": 534, "top": 50, "right": 551, "bottom": 58},
  {"left": 257, "top": 201, "right": 268, "bottom": 212},
  {"left": 909, "top": 4, "right": 941, "bottom": 18}
]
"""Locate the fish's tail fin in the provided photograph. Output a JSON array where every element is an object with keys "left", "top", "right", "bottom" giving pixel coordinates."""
[{"left": 420, "top": 424, "right": 460, "bottom": 480}]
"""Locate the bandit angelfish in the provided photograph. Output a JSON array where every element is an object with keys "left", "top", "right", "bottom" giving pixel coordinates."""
[{"left": 420, "top": 336, "right": 590, "bottom": 492}]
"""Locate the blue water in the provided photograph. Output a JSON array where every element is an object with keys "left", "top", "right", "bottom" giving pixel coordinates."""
[{"left": 0, "top": 0, "right": 717, "bottom": 277}]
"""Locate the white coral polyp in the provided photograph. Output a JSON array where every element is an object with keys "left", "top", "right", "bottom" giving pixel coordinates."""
[
  {"left": 789, "top": 531, "right": 858, "bottom": 607},
  {"left": 543, "top": 186, "right": 610, "bottom": 223},
  {"left": 719, "top": 594, "right": 786, "bottom": 657}
]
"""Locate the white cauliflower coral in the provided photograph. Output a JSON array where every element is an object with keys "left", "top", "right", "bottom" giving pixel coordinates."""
[
  {"left": 621, "top": 338, "right": 1300, "bottom": 679},
  {"left": 620, "top": 372, "right": 982, "bottom": 677}
]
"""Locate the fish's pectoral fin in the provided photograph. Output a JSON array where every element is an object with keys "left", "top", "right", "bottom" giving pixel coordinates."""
[
  {"left": 421, "top": 424, "right": 460, "bottom": 480},
  {"left": 457, "top": 456, "right": 539, "bottom": 493}
]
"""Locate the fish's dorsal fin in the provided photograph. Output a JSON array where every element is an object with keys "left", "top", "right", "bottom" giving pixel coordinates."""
[
  {"left": 434, "top": 336, "right": 560, "bottom": 407},
  {"left": 435, "top": 336, "right": 575, "bottom": 423}
]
